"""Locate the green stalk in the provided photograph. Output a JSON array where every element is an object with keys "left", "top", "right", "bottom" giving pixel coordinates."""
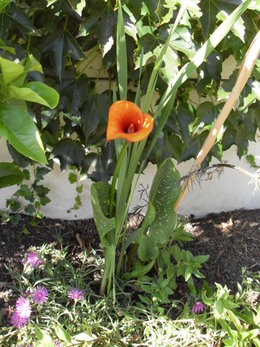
[
  {"left": 109, "top": 142, "right": 129, "bottom": 217},
  {"left": 116, "top": 222, "right": 128, "bottom": 277},
  {"left": 100, "top": 245, "right": 116, "bottom": 297}
]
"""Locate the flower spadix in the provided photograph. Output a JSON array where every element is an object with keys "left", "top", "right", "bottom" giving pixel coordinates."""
[{"left": 106, "top": 100, "right": 153, "bottom": 142}]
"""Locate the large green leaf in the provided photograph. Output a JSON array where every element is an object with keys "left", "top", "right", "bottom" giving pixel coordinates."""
[
  {"left": 0, "top": 104, "right": 47, "bottom": 164},
  {"left": 0, "top": 57, "right": 24, "bottom": 85},
  {"left": 91, "top": 182, "right": 115, "bottom": 247},
  {"left": 0, "top": 162, "right": 24, "bottom": 188},
  {"left": 148, "top": 158, "right": 180, "bottom": 243},
  {"left": 8, "top": 82, "right": 59, "bottom": 109}
]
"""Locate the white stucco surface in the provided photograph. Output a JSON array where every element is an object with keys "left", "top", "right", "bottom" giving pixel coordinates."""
[{"left": 0, "top": 137, "right": 259, "bottom": 219}]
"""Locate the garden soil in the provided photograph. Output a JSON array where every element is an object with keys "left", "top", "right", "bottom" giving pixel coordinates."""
[{"left": 0, "top": 208, "right": 259, "bottom": 319}]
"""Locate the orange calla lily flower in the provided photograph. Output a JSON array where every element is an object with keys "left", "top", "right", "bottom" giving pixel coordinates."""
[{"left": 106, "top": 100, "right": 154, "bottom": 142}]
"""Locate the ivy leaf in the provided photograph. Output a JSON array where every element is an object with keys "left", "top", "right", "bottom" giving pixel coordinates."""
[
  {"left": 134, "top": 33, "right": 159, "bottom": 68},
  {"left": 52, "top": 139, "right": 85, "bottom": 170},
  {"left": 6, "top": 4, "right": 38, "bottom": 35},
  {"left": 197, "top": 51, "right": 223, "bottom": 93},
  {"left": 61, "top": 75, "right": 89, "bottom": 117},
  {"left": 160, "top": 46, "right": 180, "bottom": 83},
  {"left": 169, "top": 26, "right": 197, "bottom": 59},
  {"left": 193, "top": 102, "right": 219, "bottom": 134},
  {"left": 199, "top": 0, "right": 219, "bottom": 39},
  {"left": 42, "top": 29, "right": 84, "bottom": 81},
  {"left": 82, "top": 142, "right": 115, "bottom": 182},
  {"left": 80, "top": 0, "right": 106, "bottom": 34},
  {"left": 156, "top": 0, "right": 178, "bottom": 25},
  {"left": 217, "top": 8, "right": 246, "bottom": 42},
  {"left": 81, "top": 94, "right": 109, "bottom": 142},
  {"left": 175, "top": 102, "right": 196, "bottom": 142},
  {"left": 0, "top": 163, "right": 24, "bottom": 188},
  {"left": 96, "top": 5, "right": 117, "bottom": 57},
  {"left": 68, "top": 0, "right": 86, "bottom": 16},
  {"left": 7, "top": 143, "right": 33, "bottom": 168}
]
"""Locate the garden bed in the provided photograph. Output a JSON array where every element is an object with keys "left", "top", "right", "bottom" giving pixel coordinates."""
[
  {"left": 0, "top": 208, "right": 259, "bottom": 346},
  {"left": 1, "top": 208, "right": 259, "bottom": 297}
]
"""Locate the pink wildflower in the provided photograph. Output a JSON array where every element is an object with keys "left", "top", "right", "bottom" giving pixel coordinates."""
[
  {"left": 16, "top": 297, "right": 31, "bottom": 319},
  {"left": 32, "top": 286, "right": 48, "bottom": 304},
  {"left": 68, "top": 288, "right": 85, "bottom": 302},
  {"left": 10, "top": 311, "right": 28, "bottom": 329},
  {"left": 24, "top": 251, "right": 43, "bottom": 268},
  {"left": 192, "top": 301, "right": 205, "bottom": 314}
]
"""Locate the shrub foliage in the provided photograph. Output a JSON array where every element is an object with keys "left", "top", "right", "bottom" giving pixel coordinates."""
[{"left": 0, "top": 0, "right": 259, "bottom": 179}]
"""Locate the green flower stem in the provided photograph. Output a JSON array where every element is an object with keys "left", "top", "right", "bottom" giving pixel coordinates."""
[
  {"left": 116, "top": 222, "right": 128, "bottom": 277},
  {"left": 109, "top": 142, "right": 129, "bottom": 218}
]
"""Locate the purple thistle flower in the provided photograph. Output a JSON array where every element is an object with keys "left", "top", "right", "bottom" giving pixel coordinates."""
[
  {"left": 32, "top": 286, "right": 48, "bottom": 304},
  {"left": 54, "top": 340, "right": 62, "bottom": 347},
  {"left": 68, "top": 288, "right": 85, "bottom": 302},
  {"left": 10, "top": 311, "right": 28, "bottom": 329},
  {"left": 24, "top": 251, "right": 44, "bottom": 268},
  {"left": 192, "top": 301, "right": 205, "bottom": 314},
  {"left": 16, "top": 297, "right": 31, "bottom": 319}
]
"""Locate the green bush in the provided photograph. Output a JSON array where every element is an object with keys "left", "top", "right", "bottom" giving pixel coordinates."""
[{"left": 0, "top": 1, "right": 259, "bottom": 180}]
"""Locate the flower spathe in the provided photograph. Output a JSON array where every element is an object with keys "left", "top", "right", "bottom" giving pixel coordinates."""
[{"left": 106, "top": 100, "right": 154, "bottom": 142}]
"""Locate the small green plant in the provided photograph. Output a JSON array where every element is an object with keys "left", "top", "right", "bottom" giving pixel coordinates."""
[
  {"left": 200, "top": 275, "right": 260, "bottom": 347},
  {"left": 67, "top": 166, "right": 84, "bottom": 214},
  {"left": 1, "top": 166, "right": 51, "bottom": 224}
]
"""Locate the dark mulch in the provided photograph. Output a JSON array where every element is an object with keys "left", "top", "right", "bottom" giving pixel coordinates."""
[
  {"left": 184, "top": 209, "right": 260, "bottom": 292},
  {"left": 0, "top": 208, "right": 259, "bottom": 310}
]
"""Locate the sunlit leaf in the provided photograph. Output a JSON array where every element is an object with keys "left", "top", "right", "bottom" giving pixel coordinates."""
[
  {"left": 0, "top": 57, "right": 24, "bottom": 85},
  {"left": 0, "top": 103, "right": 47, "bottom": 164},
  {"left": 8, "top": 82, "right": 59, "bottom": 109}
]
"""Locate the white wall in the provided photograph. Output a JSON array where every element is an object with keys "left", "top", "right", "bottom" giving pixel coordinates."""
[{"left": 0, "top": 137, "right": 259, "bottom": 219}]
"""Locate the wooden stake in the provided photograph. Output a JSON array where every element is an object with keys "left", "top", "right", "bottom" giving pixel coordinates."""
[{"left": 174, "top": 31, "right": 260, "bottom": 212}]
